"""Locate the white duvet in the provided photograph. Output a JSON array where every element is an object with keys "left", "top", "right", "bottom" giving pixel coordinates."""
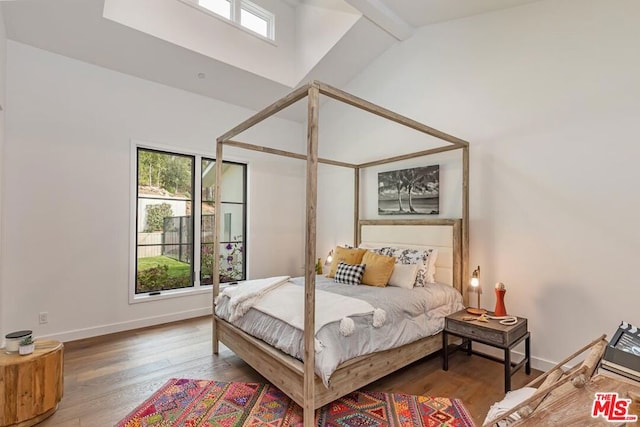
[{"left": 218, "top": 276, "right": 388, "bottom": 352}]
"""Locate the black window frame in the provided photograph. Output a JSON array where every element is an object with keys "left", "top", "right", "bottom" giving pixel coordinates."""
[{"left": 133, "top": 146, "right": 247, "bottom": 297}]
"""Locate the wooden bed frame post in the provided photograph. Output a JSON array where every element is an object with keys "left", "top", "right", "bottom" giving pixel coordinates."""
[
  {"left": 303, "top": 82, "right": 320, "bottom": 427},
  {"left": 354, "top": 167, "right": 360, "bottom": 245},
  {"left": 462, "top": 146, "right": 470, "bottom": 305},
  {"left": 212, "top": 138, "right": 224, "bottom": 354}
]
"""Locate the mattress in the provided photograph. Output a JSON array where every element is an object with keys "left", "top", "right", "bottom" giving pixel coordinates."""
[{"left": 215, "top": 275, "right": 464, "bottom": 386}]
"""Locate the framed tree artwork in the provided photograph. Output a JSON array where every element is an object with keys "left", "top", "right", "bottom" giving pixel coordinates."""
[{"left": 378, "top": 165, "right": 439, "bottom": 215}]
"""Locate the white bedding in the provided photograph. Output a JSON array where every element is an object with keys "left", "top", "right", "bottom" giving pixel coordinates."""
[
  {"left": 255, "top": 282, "right": 386, "bottom": 334},
  {"left": 218, "top": 275, "right": 290, "bottom": 322},
  {"left": 215, "top": 275, "right": 464, "bottom": 386}
]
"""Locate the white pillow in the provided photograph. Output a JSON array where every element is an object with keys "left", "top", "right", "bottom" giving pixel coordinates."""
[
  {"left": 484, "top": 387, "right": 537, "bottom": 426},
  {"left": 388, "top": 264, "right": 419, "bottom": 289},
  {"left": 425, "top": 248, "right": 438, "bottom": 283}
]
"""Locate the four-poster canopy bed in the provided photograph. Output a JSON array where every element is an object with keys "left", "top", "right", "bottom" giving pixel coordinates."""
[{"left": 212, "top": 80, "right": 470, "bottom": 427}]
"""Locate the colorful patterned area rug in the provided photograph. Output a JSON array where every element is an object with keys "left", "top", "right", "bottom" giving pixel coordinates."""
[{"left": 117, "top": 378, "right": 476, "bottom": 427}]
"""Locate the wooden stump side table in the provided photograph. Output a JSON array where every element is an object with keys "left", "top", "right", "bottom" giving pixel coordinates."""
[{"left": 0, "top": 340, "right": 64, "bottom": 427}]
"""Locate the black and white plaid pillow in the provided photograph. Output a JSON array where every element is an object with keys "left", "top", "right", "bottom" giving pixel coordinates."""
[{"left": 334, "top": 262, "right": 366, "bottom": 285}]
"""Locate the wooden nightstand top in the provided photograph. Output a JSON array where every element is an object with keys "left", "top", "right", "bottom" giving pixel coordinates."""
[{"left": 445, "top": 309, "right": 528, "bottom": 347}]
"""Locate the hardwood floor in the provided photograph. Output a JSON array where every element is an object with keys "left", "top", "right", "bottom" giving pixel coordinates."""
[{"left": 40, "top": 316, "right": 540, "bottom": 426}]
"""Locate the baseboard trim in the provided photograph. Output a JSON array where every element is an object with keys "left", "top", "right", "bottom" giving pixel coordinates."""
[{"left": 37, "top": 307, "right": 213, "bottom": 343}]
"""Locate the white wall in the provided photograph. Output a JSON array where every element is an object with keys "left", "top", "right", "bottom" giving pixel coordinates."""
[
  {"left": 316, "top": 149, "right": 463, "bottom": 256},
  {"left": 103, "top": 0, "right": 360, "bottom": 88},
  {"left": 3, "top": 41, "right": 306, "bottom": 342},
  {"left": 317, "top": 0, "right": 640, "bottom": 369},
  {"left": 295, "top": 2, "right": 360, "bottom": 78},
  {"left": 103, "top": 0, "right": 298, "bottom": 86},
  {"left": 0, "top": 5, "right": 7, "bottom": 346}
]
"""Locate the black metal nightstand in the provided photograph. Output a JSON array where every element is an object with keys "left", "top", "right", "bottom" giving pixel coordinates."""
[{"left": 442, "top": 309, "right": 531, "bottom": 392}]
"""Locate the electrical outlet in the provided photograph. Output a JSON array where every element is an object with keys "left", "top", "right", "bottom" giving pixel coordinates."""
[{"left": 39, "top": 312, "right": 49, "bottom": 324}]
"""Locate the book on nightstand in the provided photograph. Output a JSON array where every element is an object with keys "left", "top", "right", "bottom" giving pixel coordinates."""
[{"left": 600, "top": 321, "right": 640, "bottom": 384}]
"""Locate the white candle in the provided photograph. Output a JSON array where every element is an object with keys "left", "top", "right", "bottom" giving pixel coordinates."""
[
  {"left": 4, "top": 330, "right": 32, "bottom": 353},
  {"left": 5, "top": 338, "right": 20, "bottom": 352}
]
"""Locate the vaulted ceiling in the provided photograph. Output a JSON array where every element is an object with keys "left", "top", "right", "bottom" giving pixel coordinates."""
[{"left": 2, "top": 0, "right": 540, "bottom": 120}]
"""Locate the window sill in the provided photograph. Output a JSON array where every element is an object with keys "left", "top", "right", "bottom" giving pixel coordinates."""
[
  {"left": 128, "top": 283, "right": 241, "bottom": 304},
  {"left": 129, "top": 286, "right": 212, "bottom": 304}
]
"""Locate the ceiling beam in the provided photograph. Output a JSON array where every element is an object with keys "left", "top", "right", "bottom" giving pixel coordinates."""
[{"left": 344, "top": 0, "right": 414, "bottom": 41}]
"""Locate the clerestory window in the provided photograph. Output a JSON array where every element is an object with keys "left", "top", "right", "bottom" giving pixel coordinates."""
[{"left": 182, "top": 0, "right": 275, "bottom": 40}]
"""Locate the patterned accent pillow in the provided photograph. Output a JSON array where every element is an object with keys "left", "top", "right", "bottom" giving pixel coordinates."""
[
  {"left": 376, "top": 247, "right": 437, "bottom": 286},
  {"left": 334, "top": 262, "right": 366, "bottom": 286},
  {"left": 369, "top": 247, "right": 391, "bottom": 256}
]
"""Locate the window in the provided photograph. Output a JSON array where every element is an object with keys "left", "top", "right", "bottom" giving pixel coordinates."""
[
  {"left": 134, "top": 147, "right": 246, "bottom": 297},
  {"left": 189, "top": 0, "right": 275, "bottom": 39},
  {"left": 199, "top": 0, "right": 231, "bottom": 19},
  {"left": 200, "top": 158, "right": 246, "bottom": 285},
  {"left": 239, "top": 3, "right": 270, "bottom": 37}
]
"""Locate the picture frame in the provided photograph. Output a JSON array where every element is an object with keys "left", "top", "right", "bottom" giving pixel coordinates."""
[{"left": 378, "top": 165, "right": 439, "bottom": 215}]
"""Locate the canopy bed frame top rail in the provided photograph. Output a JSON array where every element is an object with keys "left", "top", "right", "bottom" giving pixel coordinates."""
[
  {"left": 217, "top": 81, "right": 469, "bottom": 149},
  {"left": 212, "top": 80, "right": 470, "bottom": 427}
]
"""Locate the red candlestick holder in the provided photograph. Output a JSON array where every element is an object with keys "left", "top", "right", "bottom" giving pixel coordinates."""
[{"left": 494, "top": 288, "right": 507, "bottom": 316}]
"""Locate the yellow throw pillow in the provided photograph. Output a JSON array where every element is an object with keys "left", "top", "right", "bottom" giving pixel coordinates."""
[
  {"left": 327, "top": 247, "right": 367, "bottom": 278},
  {"left": 361, "top": 251, "right": 395, "bottom": 287}
]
